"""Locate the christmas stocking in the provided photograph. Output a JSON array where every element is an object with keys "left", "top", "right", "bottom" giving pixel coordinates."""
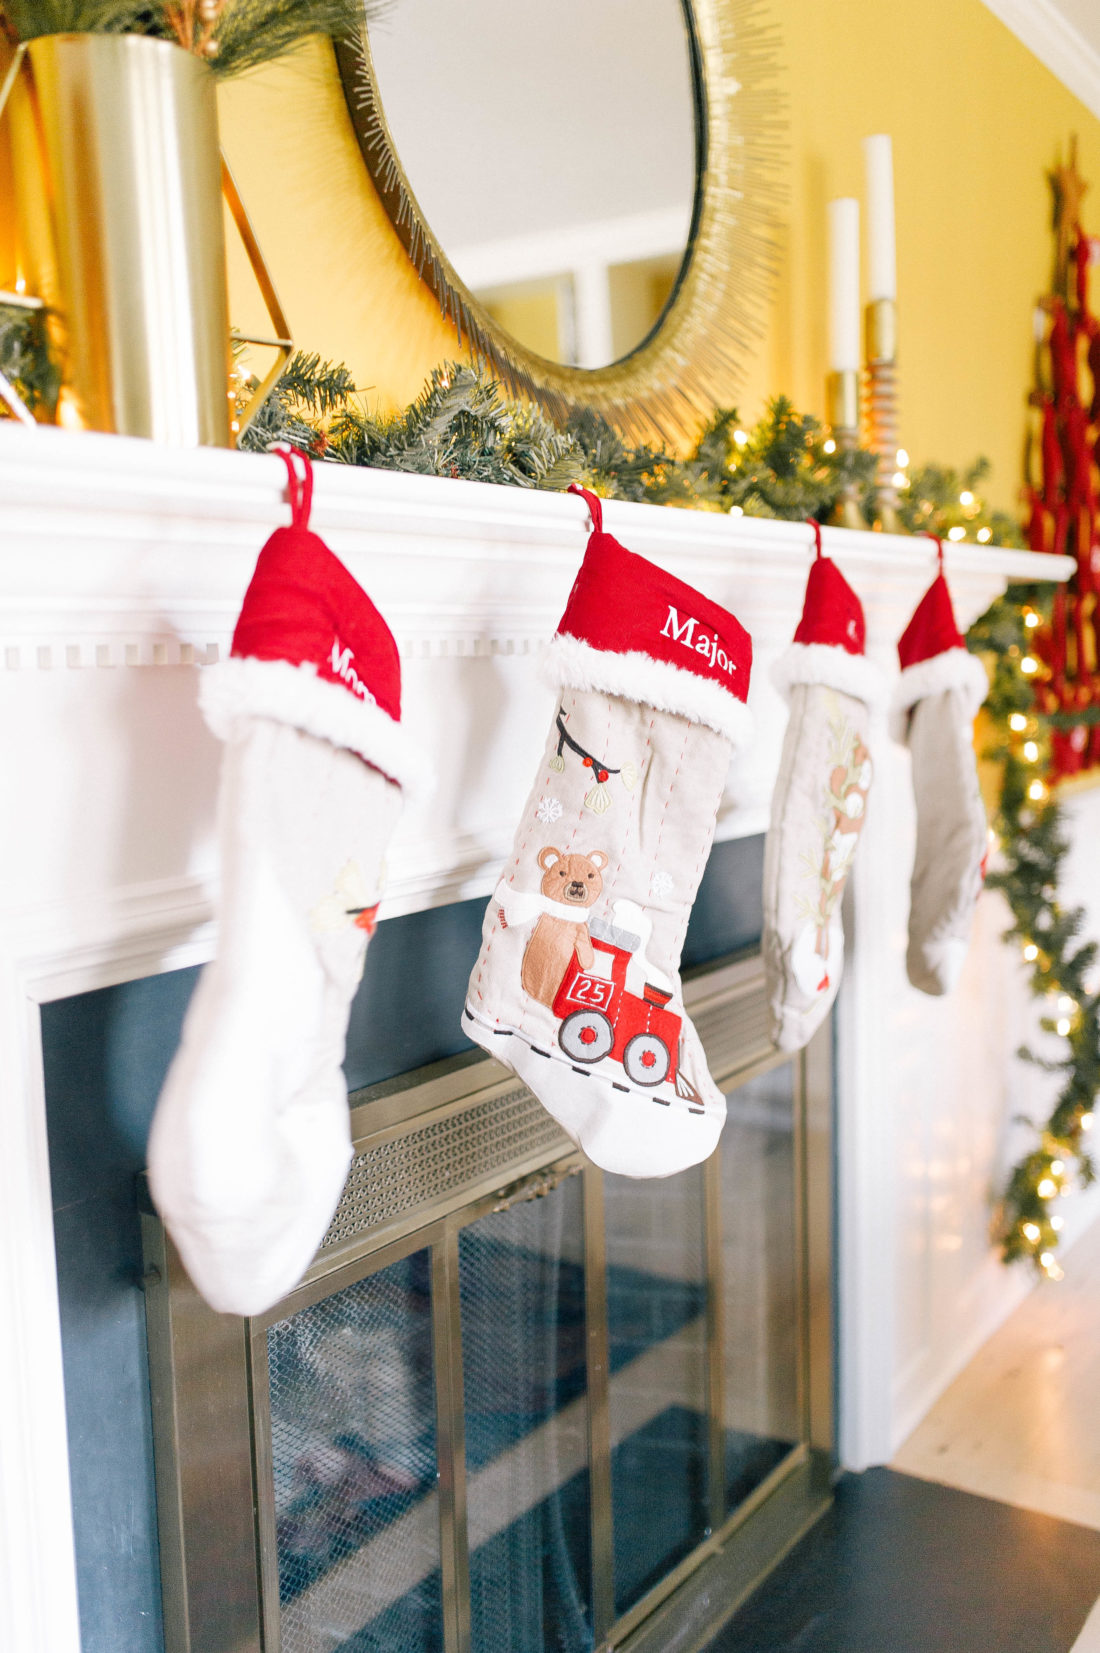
[
  {"left": 891, "top": 543, "right": 989, "bottom": 996},
  {"left": 148, "top": 451, "right": 414, "bottom": 1316},
  {"left": 764, "top": 528, "right": 885, "bottom": 1051},
  {"left": 464, "top": 485, "right": 753, "bottom": 1178}
]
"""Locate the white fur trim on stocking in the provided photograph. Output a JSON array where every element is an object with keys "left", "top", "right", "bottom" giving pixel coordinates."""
[
  {"left": 889, "top": 648, "right": 989, "bottom": 744},
  {"left": 200, "top": 655, "right": 418, "bottom": 790},
  {"left": 544, "top": 633, "right": 752, "bottom": 751},
  {"left": 771, "top": 642, "right": 887, "bottom": 708}
]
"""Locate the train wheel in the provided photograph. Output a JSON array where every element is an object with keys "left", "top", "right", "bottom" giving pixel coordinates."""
[
  {"left": 623, "top": 1032, "right": 671, "bottom": 1087},
  {"left": 559, "top": 1009, "right": 614, "bottom": 1063}
]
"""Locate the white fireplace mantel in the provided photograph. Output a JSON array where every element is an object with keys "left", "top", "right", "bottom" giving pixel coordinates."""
[{"left": 0, "top": 423, "right": 1082, "bottom": 1653}]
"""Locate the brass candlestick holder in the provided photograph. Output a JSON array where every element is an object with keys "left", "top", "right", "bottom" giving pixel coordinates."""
[
  {"left": 826, "top": 368, "right": 864, "bottom": 530},
  {"left": 865, "top": 297, "right": 900, "bottom": 532}
]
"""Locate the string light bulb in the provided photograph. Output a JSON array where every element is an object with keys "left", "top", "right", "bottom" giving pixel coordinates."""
[
  {"left": 1009, "top": 713, "right": 1028, "bottom": 732},
  {"left": 823, "top": 438, "right": 836, "bottom": 454},
  {"left": 1082, "top": 1112, "right": 1095, "bottom": 1132},
  {"left": 1024, "top": 741, "right": 1039, "bottom": 761},
  {"left": 896, "top": 448, "right": 910, "bottom": 467},
  {"left": 1022, "top": 1222, "right": 1041, "bottom": 1242},
  {"left": 977, "top": 527, "right": 992, "bottom": 542},
  {"left": 1024, "top": 610, "right": 1041, "bottom": 628},
  {"left": 1051, "top": 1159, "right": 1065, "bottom": 1176},
  {"left": 948, "top": 525, "right": 967, "bottom": 541},
  {"left": 1021, "top": 656, "right": 1039, "bottom": 674},
  {"left": 1028, "top": 779, "right": 1047, "bottom": 801},
  {"left": 1023, "top": 943, "right": 1039, "bottom": 961},
  {"left": 1038, "top": 1177, "right": 1057, "bottom": 1199},
  {"left": 1052, "top": 1214, "right": 1065, "bottom": 1232},
  {"left": 1057, "top": 1018, "right": 1071, "bottom": 1035},
  {"left": 733, "top": 429, "right": 749, "bottom": 447},
  {"left": 959, "top": 490, "right": 975, "bottom": 506}
]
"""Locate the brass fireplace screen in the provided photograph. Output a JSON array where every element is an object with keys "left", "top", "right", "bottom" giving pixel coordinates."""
[{"left": 141, "top": 951, "right": 833, "bottom": 1653}]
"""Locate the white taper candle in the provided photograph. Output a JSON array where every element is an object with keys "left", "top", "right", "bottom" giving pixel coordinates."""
[
  {"left": 863, "top": 134, "right": 897, "bottom": 302},
  {"left": 827, "top": 197, "right": 860, "bottom": 373}
]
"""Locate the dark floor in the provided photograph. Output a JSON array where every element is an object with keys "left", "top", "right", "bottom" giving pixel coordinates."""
[{"left": 705, "top": 1468, "right": 1100, "bottom": 1653}]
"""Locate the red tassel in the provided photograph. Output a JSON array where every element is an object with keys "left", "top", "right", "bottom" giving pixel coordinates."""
[
  {"left": 1078, "top": 230, "right": 1091, "bottom": 320},
  {"left": 1051, "top": 302, "right": 1077, "bottom": 404},
  {"left": 1089, "top": 334, "right": 1100, "bottom": 424},
  {"left": 1074, "top": 591, "right": 1090, "bottom": 695},
  {"left": 1052, "top": 583, "right": 1069, "bottom": 700},
  {"left": 1083, "top": 507, "right": 1100, "bottom": 599},
  {"left": 1042, "top": 401, "right": 1064, "bottom": 499},
  {"left": 1026, "top": 489, "right": 1050, "bottom": 554},
  {"left": 1067, "top": 404, "right": 1092, "bottom": 506}
]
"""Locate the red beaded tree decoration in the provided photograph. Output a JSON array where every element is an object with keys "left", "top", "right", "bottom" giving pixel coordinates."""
[{"left": 1027, "top": 139, "right": 1100, "bottom": 783}]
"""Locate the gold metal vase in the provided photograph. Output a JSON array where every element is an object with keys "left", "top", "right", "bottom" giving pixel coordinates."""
[{"left": 2, "top": 34, "right": 233, "bottom": 444}]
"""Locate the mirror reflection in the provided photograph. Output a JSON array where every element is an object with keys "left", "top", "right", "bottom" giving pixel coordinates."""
[{"left": 367, "top": 0, "right": 698, "bottom": 369}]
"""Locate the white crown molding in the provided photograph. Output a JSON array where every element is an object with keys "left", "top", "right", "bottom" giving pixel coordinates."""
[{"left": 981, "top": 0, "right": 1100, "bottom": 118}]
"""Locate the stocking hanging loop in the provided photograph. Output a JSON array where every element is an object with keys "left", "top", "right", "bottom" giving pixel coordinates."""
[
  {"left": 568, "top": 482, "right": 604, "bottom": 535},
  {"left": 806, "top": 517, "right": 824, "bottom": 560},
  {"left": 923, "top": 530, "right": 946, "bottom": 573},
  {"left": 273, "top": 445, "right": 314, "bottom": 530}
]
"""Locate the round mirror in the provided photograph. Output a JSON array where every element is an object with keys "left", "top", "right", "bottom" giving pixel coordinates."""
[
  {"left": 336, "top": 0, "right": 781, "bottom": 442},
  {"left": 366, "top": 0, "right": 698, "bottom": 370}
]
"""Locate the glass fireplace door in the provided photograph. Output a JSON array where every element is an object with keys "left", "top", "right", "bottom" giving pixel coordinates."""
[{"left": 143, "top": 952, "right": 832, "bottom": 1653}]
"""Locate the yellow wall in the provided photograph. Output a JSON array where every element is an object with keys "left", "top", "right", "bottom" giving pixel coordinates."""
[
  {"left": 219, "top": 40, "right": 463, "bottom": 416},
  {"left": 742, "top": 0, "right": 1100, "bottom": 511},
  {"left": 220, "top": 3, "right": 1100, "bottom": 511}
]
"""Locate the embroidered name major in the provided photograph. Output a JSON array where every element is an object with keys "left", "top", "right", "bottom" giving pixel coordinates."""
[{"left": 660, "top": 605, "right": 737, "bottom": 677}]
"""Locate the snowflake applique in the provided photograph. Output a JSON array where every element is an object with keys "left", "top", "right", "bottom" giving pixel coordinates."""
[
  {"left": 650, "top": 870, "right": 674, "bottom": 901},
  {"left": 536, "top": 796, "right": 563, "bottom": 825}
]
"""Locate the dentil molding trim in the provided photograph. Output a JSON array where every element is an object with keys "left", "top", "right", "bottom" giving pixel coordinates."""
[{"left": 0, "top": 423, "right": 1071, "bottom": 661}]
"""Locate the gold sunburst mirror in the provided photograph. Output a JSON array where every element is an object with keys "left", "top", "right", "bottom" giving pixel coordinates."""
[{"left": 335, "top": 0, "right": 782, "bottom": 445}]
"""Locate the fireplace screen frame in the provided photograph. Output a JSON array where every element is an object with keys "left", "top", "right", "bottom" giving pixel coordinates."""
[{"left": 141, "top": 950, "right": 833, "bottom": 1653}]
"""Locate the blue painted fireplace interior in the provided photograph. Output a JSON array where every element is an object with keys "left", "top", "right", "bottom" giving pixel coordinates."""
[{"left": 40, "top": 834, "right": 765, "bottom": 1653}]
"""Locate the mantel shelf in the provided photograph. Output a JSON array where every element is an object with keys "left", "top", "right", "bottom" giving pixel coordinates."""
[{"left": 0, "top": 424, "right": 1072, "bottom": 662}]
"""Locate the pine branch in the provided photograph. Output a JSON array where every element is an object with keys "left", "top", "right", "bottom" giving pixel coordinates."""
[
  {"left": 0, "top": 0, "right": 386, "bottom": 71},
  {"left": 0, "top": 303, "right": 59, "bottom": 416},
  {"left": 0, "top": 0, "right": 154, "bottom": 36}
]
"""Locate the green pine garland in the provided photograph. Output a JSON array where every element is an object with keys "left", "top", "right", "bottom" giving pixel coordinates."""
[
  {"left": 0, "top": 301, "right": 61, "bottom": 418},
  {"left": 239, "top": 359, "right": 880, "bottom": 519},
  {"left": 968, "top": 587, "right": 1100, "bottom": 1276}
]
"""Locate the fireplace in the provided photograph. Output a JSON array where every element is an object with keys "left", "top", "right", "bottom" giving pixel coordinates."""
[
  {"left": 2, "top": 437, "right": 1060, "bottom": 1652},
  {"left": 141, "top": 951, "right": 832, "bottom": 1653}
]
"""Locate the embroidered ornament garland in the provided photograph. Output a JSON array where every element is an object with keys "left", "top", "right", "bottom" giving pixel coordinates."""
[{"left": 548, "top": 704, "right": 640, "bottom": 815}]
